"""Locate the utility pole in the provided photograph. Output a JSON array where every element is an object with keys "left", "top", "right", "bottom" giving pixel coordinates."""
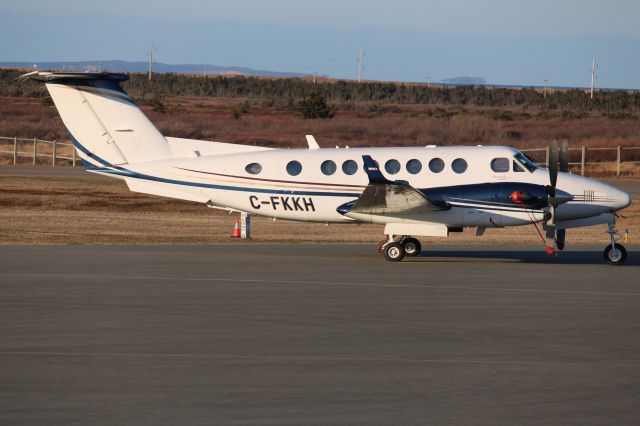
[
  {"left": 357, "top": 48, "right": 365, "bottom": 83},
  {"left": 543, "top": 79, "right": 548, "bottom": 98},
  {"left": 426, "top": 73, "right": 432, "bottom": 88},
  {"left": 147, "top": 40, "right": 156, "bottom": 81},
  {"left": 590, "top": 57, "right": 597, "bottom": 100},
  {"left": 313, "top": 72, "right": 318, "bottom": 84}
]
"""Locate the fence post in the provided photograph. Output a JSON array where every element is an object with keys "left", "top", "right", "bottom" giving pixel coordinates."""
[
  {"left": 581, "top": 146, "right": 587, "bottom": 176},
  {"left": 616, "top": 146, "right": 622, "bottom": 177},
  {"left": 13, "top": 136, "right": 17, "bottom": 165},
  {"left": 545, "top": 146, "right": 550, "bottom": 167},
  {"left": 33, "top": 137, "right": 37, "bottom": 165},
  {"left": 52, "top": 140, "right": 56, "bottom": 166}
]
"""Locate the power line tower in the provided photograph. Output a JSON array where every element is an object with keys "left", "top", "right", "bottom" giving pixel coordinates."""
[
  {"left": 147, "top": 41, "right": 156, "bottom": 81},
  {"left": 543, "top": 79, "right": 549, "bottom": 98},
  {"left": 426, "top": 73, "right": 432, "bottom": 88},
  {"left": 590, "top": 57, "right": 598, "bottom": 100},
  {"left": 357, "top": 48, "right": 365, "bottom": 83}
]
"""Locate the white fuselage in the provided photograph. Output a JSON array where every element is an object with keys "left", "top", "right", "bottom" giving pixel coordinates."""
[{"left": 101, "top": 145, "right": 631, "bottom": 229}]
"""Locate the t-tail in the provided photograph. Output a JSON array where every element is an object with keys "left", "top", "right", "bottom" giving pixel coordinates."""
[{"left": 19, "top": 71, "right": 172, "bottom": 168}]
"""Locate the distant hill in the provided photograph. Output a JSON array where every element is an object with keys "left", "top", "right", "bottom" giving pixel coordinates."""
[
  {"left": 442, "top": 76, "right": 487, "bottom": 86},
  {"left": 0, "top": 60, "right": 306, "bottom": 78}
]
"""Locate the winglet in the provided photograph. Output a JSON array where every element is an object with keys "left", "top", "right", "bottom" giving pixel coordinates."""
[
  {"left": 306, "top": 135, "right": 320, "bottom": 150},
  {"left": 362, "top": 155, "right": 392, "bottom": 184}
]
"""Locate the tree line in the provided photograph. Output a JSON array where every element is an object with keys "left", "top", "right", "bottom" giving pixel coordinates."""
[{"left": 1, "top": 68, "right": 639, "bottom": 112}]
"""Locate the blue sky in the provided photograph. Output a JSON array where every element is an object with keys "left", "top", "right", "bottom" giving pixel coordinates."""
[{"left": 2, "top": 0, "right": 639, "bottom": 88}]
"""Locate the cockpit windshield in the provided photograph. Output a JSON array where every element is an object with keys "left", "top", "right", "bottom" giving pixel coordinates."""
[{"left": 513, "top": 152, "right": 538, "bottom": 173}]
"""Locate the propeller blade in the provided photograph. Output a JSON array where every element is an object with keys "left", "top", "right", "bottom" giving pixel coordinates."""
[
  {"left": 544, "top": 206, "right": 557, "bottom": 255},
  {"left": 556, "top": 229, "right": 566, "bottom": 251},
  {"left": 560, "top": 140, "right": 569, "bottom": 173},
  {"left": 549, "top": 140, "right": 558, "bottom": 189}
]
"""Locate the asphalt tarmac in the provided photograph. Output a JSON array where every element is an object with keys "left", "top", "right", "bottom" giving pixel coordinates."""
[{"left": 1, "top": 244, "right": 639, "bottom": 425}]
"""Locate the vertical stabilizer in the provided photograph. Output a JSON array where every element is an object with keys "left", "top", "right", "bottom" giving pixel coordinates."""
[{"left": 22, "top": 72, "right": 171, "bottom": 167}]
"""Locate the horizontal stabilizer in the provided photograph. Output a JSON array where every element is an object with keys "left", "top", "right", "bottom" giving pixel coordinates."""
[{"left": 19, "top": 71, "right": 129, "bottom": 84}]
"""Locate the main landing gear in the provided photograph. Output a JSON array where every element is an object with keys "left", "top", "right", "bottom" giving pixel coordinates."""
[
  {"left": 604, "top": 222, "right": 628, "bottom": 266},
  {"left": 378, "top": 235, "right": 422, "bottom": 262}
]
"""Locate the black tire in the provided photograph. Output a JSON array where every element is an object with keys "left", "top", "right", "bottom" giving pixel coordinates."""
[
  {"left": 383, "top": 242, "right": 405, "bottom": 262},
  {"left": 603, "top": 244, "right": 627, "bottom": 266},
  {"left": 403, "top": 238, "right": 422, "bottom": 257}
]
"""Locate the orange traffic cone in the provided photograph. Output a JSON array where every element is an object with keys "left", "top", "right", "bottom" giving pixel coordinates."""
[{"left": 231, "top": 220, "right": 241, "bottom": 238}]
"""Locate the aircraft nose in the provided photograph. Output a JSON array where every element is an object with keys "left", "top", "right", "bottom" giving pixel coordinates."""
[{"left": 609, "top": 185, "right": 632, "bottom": 211}]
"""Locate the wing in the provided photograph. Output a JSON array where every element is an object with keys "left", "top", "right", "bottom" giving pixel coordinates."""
[{"left": 338, "top": 155, "right": 449, "bottom": 217}]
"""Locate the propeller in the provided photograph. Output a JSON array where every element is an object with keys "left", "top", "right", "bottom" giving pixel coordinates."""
[
  {"left": 545, "top": 140, "right": 570, "bottom": 253},
  {"left": 556, "top": 140, "right": 569, "bottom": 250},
  {"left": 559, "top": 140, "right": 569, "bottom": 173}
]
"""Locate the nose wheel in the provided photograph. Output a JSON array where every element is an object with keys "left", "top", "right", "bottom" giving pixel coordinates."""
[
  {"left": 604, "top": 222, "right": 628, "bottom": 266},
  {"left": 603, "top": 244, "right": 627, "bottom": 265}
]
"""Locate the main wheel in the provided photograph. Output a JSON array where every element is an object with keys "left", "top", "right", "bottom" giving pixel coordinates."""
[
  {"left": 603, "top": 244, "right": 627, "bottom": 266},
  {"left": 383, "top": 242, "right": 405, "bottom": 262},
  {"left": 402, "top": 238, "right": 421, "bottom": 257}
]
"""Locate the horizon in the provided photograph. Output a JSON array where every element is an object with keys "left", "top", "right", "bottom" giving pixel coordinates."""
[{"left": 2, "top": 60, "right": 636, "bottom": 92}]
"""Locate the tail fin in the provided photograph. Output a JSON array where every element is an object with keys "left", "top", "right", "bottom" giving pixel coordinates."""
[{"left": 21, "top": 71, "right": 171, "bottom": 167}]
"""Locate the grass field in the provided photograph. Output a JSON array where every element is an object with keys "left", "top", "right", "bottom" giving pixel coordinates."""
[
  {"left": 3, "top": 95, "right": 640, "bottom": 152},
  {"left": 1, "top": 169, "right": 637, "bottom": 248}
]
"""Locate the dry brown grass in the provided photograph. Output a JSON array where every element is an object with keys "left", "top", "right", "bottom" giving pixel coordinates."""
[
  {"left": 3, "top": 96, "right": 640, "bottom": 152},
  {"left": 1, "top": 171, "right": 638, "bottom": 247}
]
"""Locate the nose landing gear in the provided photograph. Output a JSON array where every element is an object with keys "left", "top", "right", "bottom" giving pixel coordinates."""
[{"left": 604, "top": 222, "right": 628, "bottom": 266}]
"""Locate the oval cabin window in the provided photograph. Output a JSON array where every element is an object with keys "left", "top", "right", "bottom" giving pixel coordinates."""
[
  {"left": 406, "top": 159, "right": 422, "bottom": 174},
  {"left": 342, "top": 160, "right": 358, "bottom": 175},
  {"left": 429, "top": 158, "right": 445, "bottom": 173},
  {"left": 245, "top": 163, "right": 262, "bottom": 175},
  {"left": 452, "top": 158, "right": 468, "bottom": 174},
  {"left": 385, "top": 159, "right": 401, "bottom": 175},
  {"left": 321, "top": 160, "right": 337, "bottom": 176},
  {"left": 286, "top": 160, "right": 302, "bottom": 176}
]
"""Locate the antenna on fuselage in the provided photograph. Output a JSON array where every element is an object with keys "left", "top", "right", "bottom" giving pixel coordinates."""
[{"left": 306, "top": 135, "right": 320, "bottom": 150}]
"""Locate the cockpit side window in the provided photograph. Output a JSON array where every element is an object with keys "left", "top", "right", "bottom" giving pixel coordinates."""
[
  {"left": 513, "top": 160, "right": 525, "bottom": 172},
  {"left": 513, "top": 152, "right": 538, "bottom": 173}
]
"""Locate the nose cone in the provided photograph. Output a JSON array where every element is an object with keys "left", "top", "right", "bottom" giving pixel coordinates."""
[{"left": 610, "top": 186, "right": 632, "bottom": 211}]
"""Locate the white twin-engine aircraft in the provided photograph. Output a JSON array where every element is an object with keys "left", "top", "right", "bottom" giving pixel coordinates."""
[{"left": 22, "top": 71, "right": 633, "bottom": 264}]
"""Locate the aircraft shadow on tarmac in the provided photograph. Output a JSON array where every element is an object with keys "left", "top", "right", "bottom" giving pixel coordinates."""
[{"left": 409, "top": 249, "right": 640, "bottom": 266}]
